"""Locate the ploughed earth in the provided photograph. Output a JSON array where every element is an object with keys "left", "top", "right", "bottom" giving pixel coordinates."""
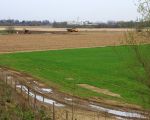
[{"left": 0, "top": 31, "right": 149, "bottom": 53}]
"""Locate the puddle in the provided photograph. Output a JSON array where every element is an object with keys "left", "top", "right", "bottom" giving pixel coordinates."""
[
  {"left": 44, "top": 98, "right": 64, "bottom": 107},
  {"left": 7, "top": 76, "right": 12, "bottom": 80},
  {"left": 40, "top": 88, "right": 53, "bottom": 93},
  {"left": 89, "top": 104, "right": 146, "bottom": 119},
  {"left": 33, "top": 81, "right": 38, "bottom": 84},
  {"left": 34, "top": 86, "right": 53, "bottom": 94},
  {"left": 16, "top": 85, "right": 64, "bottom": 107},
  {"left": 64, "top": 98, "right": 72, "bottom": 101}
]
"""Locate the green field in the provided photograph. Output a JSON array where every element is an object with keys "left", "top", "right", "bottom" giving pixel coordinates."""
[{"left": 0, "top": 45, "right": 150, "bottom": 109}]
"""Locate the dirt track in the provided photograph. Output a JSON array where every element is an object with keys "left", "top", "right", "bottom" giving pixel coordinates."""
[
  {"left": 0, "top": 67, "right": 149, "bottom": 120},
  {"left": 0, "top": 31, "right": 124, "bottom": 53}
]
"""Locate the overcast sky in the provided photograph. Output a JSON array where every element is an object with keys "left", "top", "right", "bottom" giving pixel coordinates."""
[{"left": 0, "top": 0, "right": 139, "bottom": 22}]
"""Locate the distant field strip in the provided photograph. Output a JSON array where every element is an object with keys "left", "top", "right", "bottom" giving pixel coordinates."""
[{"left": 0, "top": 27, "right": 134, "bottom": 32}]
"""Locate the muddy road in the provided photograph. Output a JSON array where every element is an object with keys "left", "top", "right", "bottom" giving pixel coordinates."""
[{"left": 0, "top": 67, "right": 149, "bottom": 120}]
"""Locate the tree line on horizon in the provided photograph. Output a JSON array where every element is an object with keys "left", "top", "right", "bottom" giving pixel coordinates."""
[{"left": 0, "top": 19, "right": 150, "bottom": 28}]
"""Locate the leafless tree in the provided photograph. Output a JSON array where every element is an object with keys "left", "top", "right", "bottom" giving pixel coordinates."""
[
  {"left": 137, "top": 0, "right": 150, "bottom": 21},
  {"left": 126, "top": 0, "right": 150, "bottom": 88}
]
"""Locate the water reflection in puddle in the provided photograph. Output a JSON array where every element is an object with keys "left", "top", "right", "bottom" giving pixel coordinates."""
[
  {"left": 16, "top": 85, "right": 64, "bottom": 107},
  {"left": 89, "top": 104, "right": 146, "bottom": 119}
]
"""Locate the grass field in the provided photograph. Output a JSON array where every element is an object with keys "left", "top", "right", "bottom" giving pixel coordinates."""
[{"left": 0, "top": 45, "right": 150, "bottom": 109}]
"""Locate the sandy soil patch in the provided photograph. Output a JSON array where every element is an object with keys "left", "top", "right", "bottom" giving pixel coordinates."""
[{"left": 78, "top": 84, "right": 121, "bottom": 97}]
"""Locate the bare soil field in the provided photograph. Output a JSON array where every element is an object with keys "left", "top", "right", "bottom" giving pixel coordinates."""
[{"left": 0, "top": 31, "right": 125, "bottom": 53}]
